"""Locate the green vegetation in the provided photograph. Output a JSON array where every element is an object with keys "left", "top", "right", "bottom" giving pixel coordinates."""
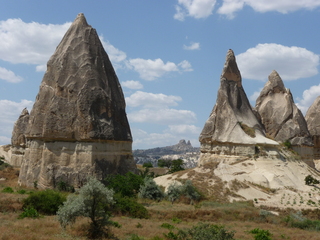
[
  {"left": 56, "top": 180, "right": 75, "bottom": 192},
  {"left": 238, "top": 122, "right": 256, "bottom": 138},
  {"left": 57, "top": 177, "right": 116, "bottom": 239},
  {"left": 249, "top": 228, "right": 272, "bottom": 240},
  {"left": 139, "top": 178, "right": 165, "bottom": 201},
  {"left": 283, "top": 139, "right": 292, "bottom": 149},
  {"left": 23, "top": 189, "right": 66, "bottom": 215},
  {"left": 158, "top": 158, "right": 185, "bottom": 173},
  {"left": 2, "top": 187, "right": 14, "bottom": 193},
  {"left": 19, "top": 207, "right": 40, "bottom": 219},
  {"left": 305, "top": 175, "right": 320, "bottom": 186},
  {"left": 142, "top": 162, "right": 153, "bottom": 168},
  {"left": 167, "top": 181, "right": 183, "bottom": 204},
  {"left": 0, "top": 157, "right": 11, "bottom": 170},
  {"left": 113, "top": 194, "right": 149, "bottom": 219}
]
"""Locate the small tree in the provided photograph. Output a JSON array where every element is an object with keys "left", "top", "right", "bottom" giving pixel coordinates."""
[
  {"left": 142, "top": 162, "right": 153, "bottom": 168},
  {"left": 57, "top": 177, "right": 115, "bottom": 239},
  {"left": 182, "top": 180, "right": 201, "bottom": 205},
  {"left": 158, "top": 159, "right": 172, "bottom": 168},
  {"left": 168, "top": 159, "right": 185, "bottom": 173},
  {"left": 305, "top": 175, "right": 320, "bottom": 186},
  {"left": 138, "top": 178, "right": 164, "bottom": 201},
  {"left": 166, "top": 181, "right": 183, "bottom": 204}
]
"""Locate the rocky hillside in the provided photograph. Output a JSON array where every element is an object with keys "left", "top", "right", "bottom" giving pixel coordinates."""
[{"left": 133, "top": 139, "right": 200, "bottom": 168}]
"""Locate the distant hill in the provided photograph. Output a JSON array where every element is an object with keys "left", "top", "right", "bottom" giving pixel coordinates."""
[{"left": 133, "top": 139, "right": 200, "bottom": 168}]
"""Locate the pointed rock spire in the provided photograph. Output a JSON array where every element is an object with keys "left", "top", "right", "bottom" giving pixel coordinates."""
[
  {"left": 18, "top": 13, "right": 136, "bottom": 189},
  {"left": 199, "top": 49, "right": 276, "bottom": 146},
  {"left": 11, "top": 108, "right": 29, "bottom": 147},
  {"left": 255, "top": 71, "right": 312, "bottom": 146},
  {"left": 26, "top": 13, "right": 131, "bottom": 141},
  {"left": 306, "top": 96, "right": 320, "bottom": 136}
]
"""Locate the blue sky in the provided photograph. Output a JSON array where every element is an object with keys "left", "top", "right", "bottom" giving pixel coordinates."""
[{"left": 0, "top": 0, "right": 320, "bottom": 149}]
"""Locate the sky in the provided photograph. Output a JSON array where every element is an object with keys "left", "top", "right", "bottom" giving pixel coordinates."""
[{"left": 0, "top": 0, "right": 320, "bottom": 150}]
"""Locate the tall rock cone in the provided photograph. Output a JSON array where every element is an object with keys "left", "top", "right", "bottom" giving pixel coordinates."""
[
  {"left": 199, "top": 50, "right": 277, "bottom": 165},
  {"left": 306, "top": 96, "right": 320, "bottom": 163},
  {"left": 18, "top": 13, "right": 136, "bottom": 188},
  {"left": 255, "top": 70, "right": 313, "bottom": 166}
]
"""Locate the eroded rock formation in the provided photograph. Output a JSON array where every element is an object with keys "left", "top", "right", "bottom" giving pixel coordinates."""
[
  {"left": 199, "top": 49, "right": 277, "bottom": 165},
  {"left": 10, "top": 108, "right": 29, "bottom": 166},
  {"left": 255, "top": 70, "right": 312, "bottom": 146},
  {"left": 306, "top": 96, "right": 320, "bottom": 162},
  {"left": 255, "top": 70, "right": 313, "bottom": 166},
  {"left": 18, "top": 13, "right": 136, "bottom": 188}
]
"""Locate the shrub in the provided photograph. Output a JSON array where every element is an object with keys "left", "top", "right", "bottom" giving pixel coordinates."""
[
  {"left": 113, "top": 194, "right": 149, "bottom": 219},
  {"left": 139, "top": 178, "right": 164, "bottom": 201},
  {"left": 143, "top": 162, "right": 153, "bottom": 168},
  {"left": 0, "top": 158, "right": 11, "bottom": 170},
  {"left": 23, "top": 189, "right": 66, "bottom": 215},
  {"left": 166, "top": 181, "right": 183, "bottom": 204},
  {"left": 283, "top": 140, "right": 292, "bottom": 149},
  {"left": 249, "top": 228, "right": 272, "bottom": 240},
  {"left": 2, "top": 187, "right": 14, "bottom": 193},
  {"left": 57, "top": 177, "right": 115, "bottom": 239},
  {"left": 178, "top": 223, "right": 235, "bottom": 240},
  {"left": 19, "top": 207, "right": 40, "bottom": 219},
  {"left": 16, "top": 189, "right": 27, "bottom": 194},
  {"left": 181, "top": 180, "right": 201, "bottom": 205},
  {"left": 158, "top": 159, "right": 172, "bottom": 168},
  {"left": 105, "top": 172, "right": 144, "bottom": 198},
  {"left": 56, "top": 181, "right": 75, "bottom": 192},
  {"left": 305, "top": 175, "right": 320, "bottom": 186}
]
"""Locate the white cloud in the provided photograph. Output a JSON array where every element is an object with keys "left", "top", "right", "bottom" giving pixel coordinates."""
[
  {"left": 0, "top": 18, "right": 71, "bottom": 65},
  {"left": 128, "top": 58, "right": 192, "bottom": 80},
  {"left": 218, "top": 0, "right": 320, "bottom": 19},
  {"left": 174, "top": 0, "right": 217, "bottom": 21},
  {"left": 126, "top": 91, "right": 181, "bottom": 108},
  {"left": 121, "top": 80, "right": 143, "bottom": 90},
  {"left": 183, "top": 42, "right": 200, "bottom": 50},
  {"left": 296, "top": 84, "right": 320, "bottom": 114},
  {"left": 0, "top": 99, "right": 33, "bottom": 145},
  {"left": 128, "top": 108, "right": 197, "bottom": 125},
  {"left": 237, "top": 43, "right": 319, "bottom": 81},
  {"left": 178, "top": 60, "right": 193, "bottom": 71},
  {"left": 249, "top": 88, "right": 262, "bottom": 103},
  {"left": 168, "top": 124, "right": 201, "bottom": 134},
  {"left": 0, "top": 67, "right": 23, "bottom": 83}
]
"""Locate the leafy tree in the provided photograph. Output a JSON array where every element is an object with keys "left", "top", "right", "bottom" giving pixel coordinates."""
[
  {"left": 139, "top": 178, "right": 164, "bottom": 201},
  {"left": 157, "top": 159, "right": 172, "bottom": 168},
  {"left": 168, "top": 159, "right": 185, "bottom": 173},
  {"left": 57, "top": 177, "right": 115, "bottom": 239},
  {"left": 249, "top": 228, "right": 272, "bottom": 240},
  {"left": 105, "top": 172, "right": 144, "bottom": 198},
  {"left": 166, "top": 181, "right": 183, "bottom": 204},
  {"left": 305, "top": 175, "right": 320, "bottom": 186},
  {"left": 113, "top": 194, "right": 149, "bottom": 219}
]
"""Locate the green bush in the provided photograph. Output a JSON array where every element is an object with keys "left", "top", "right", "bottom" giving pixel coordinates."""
[
  {"left": 105, "top": 172, "right": 144, "bottom": 198},
  {"left": 23, "top": 189, "right": 66, "bottom": 215},
  {"left": 249, "top": 228, "right": 272, "bottom": 240},
  {"left": 181, "top": 180, "right": 201, "bottom": 205},
  {"left": 113, "top": 194, "right": 149, "bottom": 219},
  {"left": 305, "top": 175, "right": 320, "bottom": 186},
  {"left": 158, "top": 159, "right": 172, "bottom": 168},
  {"left": 166, "top": 182, "right": 183, "bottom": 204},
  {"left": 284, "top": 214, "right": 320, "bottom": 231},
  {"left": 168, "top": 159, "right": 185, "bottom": 174},
  {"left": 0, "top": 158, "right": 11, "bottom": 170},
  {"left": 2, "top": 187, "right": 14, "bottom": 193},
  {"left": 16, "top": 189, "right": 27, "bottom": 194},
  {"left": 57, "top": 177, "right": 115, "bottom": 239},
  {"left": 56, "top": 181, "right": 75, "bottom": 193},
  {"left": 142, "top": 162, "right": 153, "bottom": 168},
  {"left": 139, "top": 178, "right": 164, "bottom": 201},
  {"left": 19, "top": 207, "right": 40, "bottom": 219}
]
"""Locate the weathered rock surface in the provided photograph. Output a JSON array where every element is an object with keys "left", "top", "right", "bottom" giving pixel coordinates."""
[
  {"left": 18, "top": 13, "right": 136, "bottom": 188},
  {"left": 10, "top": 108, "right": 29, "bottom": 166},
  {"left": 306, "top": 96, "right": 320, "bottom": 164},
  {"left": 255, "top": 70, "right": 313, "bottom": 146},
  {"left": 199, "top": 49, "right": 277, "bottom": 164}
]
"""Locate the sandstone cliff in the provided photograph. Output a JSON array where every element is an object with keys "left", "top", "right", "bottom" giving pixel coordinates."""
[
  {"left": 10, "top": 108, "right": 29, "bottom": 166},
  {"left": 199, "top": 49, "right": 277, "bottom": 164},
  {"left": 18, "top": 13, "right": 136, "bottom": 189}
]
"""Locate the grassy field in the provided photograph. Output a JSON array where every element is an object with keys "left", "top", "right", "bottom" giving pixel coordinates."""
[{"left": 1, "top": 166, "right": 320, "bottom": 240}]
